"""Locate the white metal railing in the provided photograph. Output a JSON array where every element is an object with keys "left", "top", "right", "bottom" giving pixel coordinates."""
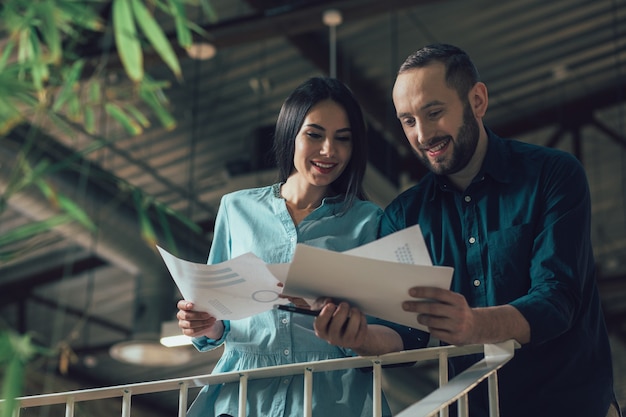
[{"left": 4, "top": 340, "right": 516, "bottom": 417}]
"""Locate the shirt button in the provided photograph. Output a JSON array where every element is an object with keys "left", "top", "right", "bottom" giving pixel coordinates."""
[
  {"left": 290, "top": 237, "right": 295, "bottom": 242},
  {"left": 283, "top": 349, "right": 290, "bottom": 356},
  {"left": 281, "top": 318, "right": 288, "bottom": 324},
  {"left": 473, "top": 279, "right": 481, "bottom": 287},
  {"left": 468, "top": 237, "right": 476, "bottom": 244},
  {"left": 283, "top": 379, "right": 289, "bottom": 384},
  {"left": 464, "top": 195, "right": 471, "bottom": 203}
]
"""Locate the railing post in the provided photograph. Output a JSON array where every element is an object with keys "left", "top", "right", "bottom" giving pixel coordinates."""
[
  {"left": 178, "top": 381, "right": 189, "bottom": 417},
  {"left": 65, "top": 396, "right": 75, "bottom": 417},
  {"left": 488, "top": 372, "right": 500, "bottom": 417},
  {"left": 372, "top": 360, "right": 382, "bottom": 417},
  {"left": 457, "top": 394, "right": 469, "bottom": 417},
  {"left": 303, "top": 367, "right": 313, "bottom": 417},
  {"left": 238, "top": 373, "right": 248, "bottom": 417},
  {"left": 438, "top": 350, "right": 449, "bottom": 417},
  {"left": 8, "top": 342, "right": 515, "bottom": 417},
  {"left": 121, "top": 389, "right": 132, "bottom": 417}
]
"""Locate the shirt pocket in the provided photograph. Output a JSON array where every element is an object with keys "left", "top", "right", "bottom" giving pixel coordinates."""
[{"left": 487, "top": 223, "right": 533, "bottom": 303}]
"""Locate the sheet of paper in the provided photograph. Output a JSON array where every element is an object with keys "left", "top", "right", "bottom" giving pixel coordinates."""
[
  {"left": 158, "top": 224, "right": 453, "bottom": 330},
  {"left": 266, "top": 263, "right": 290, "bottom": 283},
  {"left": 282, "top": 230, "right": 453, "bottom": 331},
  {"left": 343, "top": 224, "right": 433, "bottom": 265},
  {"left": 157, "top": 247, "right": 287, "bottom": 320}
]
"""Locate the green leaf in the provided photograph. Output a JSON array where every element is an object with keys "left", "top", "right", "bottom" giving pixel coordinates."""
[
  {"left": 155, "top": 202, "right": 177, "bottom": 252},
  {"left": 0, "top": 332, "right": 46, "bottom": 417},
  {"left": 56, "top": 195, "right": 96, "bottom": 231},
  {"left": 139, "top": 87, "right": 176, "bottom": 130},
  {"left": 155, "top": 200, "right": 202, "bottom": 233},
  {"left": 0, "top": 99, "right": 24, "bottom": 136},
  {"left": 84, "top": 107, "right": 96, "bottom": 134},
  {"left": 131, "top": 0, "right": 183, "bottom": 81},
  {"left": 0, "top": 39, "right": 16, "bottom": 72},
  {"left": 0, "top": 215, "right": 72, "bottom": 247},
  {"left": 39, "top": 0, "right": 62, "bottom": 64},
  {"left": 1, "top": 356, "right": 24, "bottom": 417},
  {"left": 105, "top": 102, "right": 143, "bottom": 135},
  {"left": 28, "top": 30, "right": 50, "bottom": 91},
  {"left": 0, "top": 331, "right": 12, "bottom": 362},
  {"left": 88, "top": 81, "right": 101, "bottom": 104},
  {"left": 113, "top": 0, "right": 143, "bottom": 82},
  {"left": 37, "top": 180, "right": 97, "bottom": 232},
  {"left": 133, "top": 189, "right": 158, "bottom": 247},
  {"left": 56, "top": 1, "right": 105, "bottom": 32},
  {"left": 124, "top": 103, "right": 151, "bottom": 128},
  {"left": 199, "top": 0, "right": 219, "bottom": 23},
  {"left": 167, "top": 0, "right": 192, "bottom": 48},
  {"left": 52, "top": 60, "right": 85, "bottom": 112}
]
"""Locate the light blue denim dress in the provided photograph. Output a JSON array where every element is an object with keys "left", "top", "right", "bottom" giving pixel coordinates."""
[{"left": 187, "top": 183, "right": 391, "bottom": 417}]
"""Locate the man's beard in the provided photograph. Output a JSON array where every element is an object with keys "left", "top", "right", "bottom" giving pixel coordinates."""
[{"left": 416, "top": 102, "right": 480, "bottom": 176}]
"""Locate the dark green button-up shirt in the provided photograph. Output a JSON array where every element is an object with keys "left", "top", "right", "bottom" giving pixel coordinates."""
[{"left": 380, "top": 129, "right": 615, "bottom": 417}]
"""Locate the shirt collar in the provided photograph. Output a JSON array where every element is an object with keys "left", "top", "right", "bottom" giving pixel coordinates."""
[{"left": 479, "top": 128, "right": 514, "bottom": 185}]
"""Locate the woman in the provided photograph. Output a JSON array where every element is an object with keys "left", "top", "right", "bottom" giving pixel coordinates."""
[{"left": 177, "top": 77, "right": 411, "bottom": 417}]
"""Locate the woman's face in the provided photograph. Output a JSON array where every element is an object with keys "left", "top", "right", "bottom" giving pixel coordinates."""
[{"left": 292, "top": 99, "right": 353, "bottom": 188}]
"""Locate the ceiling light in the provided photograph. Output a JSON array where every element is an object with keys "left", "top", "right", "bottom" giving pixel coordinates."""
[
  {"left": 323, "top": 9, "right": 343, "bottom": 27},
  {"left": 109, "top": 339, "right": 192, "bottom": 366},
  {"left": 160, "top": 320, "right": 193, "bottom": 347},
  {"left": 187, "top": 42, "right": 217, "bottom": 60},
  {"left": 322, "top": 9, "right": 343, "bottom": 78},
  {"left": 552, "top": 64, "right": 569, "bottom": 81},
  {"left": 109, "top": 321, "right": 192, "bottom": 366}
]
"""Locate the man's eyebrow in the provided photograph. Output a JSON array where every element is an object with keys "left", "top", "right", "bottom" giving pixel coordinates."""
[
  {"left": 421, "top": 100, "right": 445, "bottom": 110},
  {"left": 397, "top": 101, "right": 446, "bottom": 118}
]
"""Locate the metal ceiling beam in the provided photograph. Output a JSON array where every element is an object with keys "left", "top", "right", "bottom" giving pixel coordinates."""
[
  {"left": 1, "top": 125, "right": 211, "bottom": 340},
  {"left": 77, "top": 0, "right": 438, "bottom": 69},
  {"left": 229, "top": 0, "right": 434, "bottom": 48},
  {"left": 491, "top": 82, "right": 626, "bottom": 140}
]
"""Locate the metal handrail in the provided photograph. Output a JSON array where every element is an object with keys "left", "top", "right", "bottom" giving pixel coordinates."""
[{"left": 5, "top": 340, "right": 516, "bottom": 417}]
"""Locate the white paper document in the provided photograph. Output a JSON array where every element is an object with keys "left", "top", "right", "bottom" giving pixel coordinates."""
[
  {"left": 157, "top": 225, "right": 454, "bottom": 330},
  {"left": 282, "top": 225, "right": 453, "bottom": 331},
  {"left": 343, "top": 224, "right": 434, "bottom": 265},
  {"left": 156, "top": 247, "right": 287, "bottom": 320}
]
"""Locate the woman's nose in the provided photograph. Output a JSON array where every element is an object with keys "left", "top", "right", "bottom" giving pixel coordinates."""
[{"left": 320, "top": 137, "right": 335, "bottom": 155}]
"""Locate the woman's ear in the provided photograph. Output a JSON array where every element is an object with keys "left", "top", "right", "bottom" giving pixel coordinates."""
[{"left": 469, "top": 82, "right": 488, "bottom": 118}]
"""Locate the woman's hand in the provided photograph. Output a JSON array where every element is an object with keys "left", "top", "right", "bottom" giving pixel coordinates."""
[{"left": 176, "top": 300, "right": 225, "bottom": 340}]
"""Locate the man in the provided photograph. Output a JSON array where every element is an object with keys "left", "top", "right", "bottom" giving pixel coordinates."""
[{"left": 382, "top": 43, "right": 621, "bottom": 417}]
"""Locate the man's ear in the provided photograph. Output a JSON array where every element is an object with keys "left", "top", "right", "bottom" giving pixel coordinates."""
[{"left": 469, "top": 82, "right": 488, "bottom": 118}]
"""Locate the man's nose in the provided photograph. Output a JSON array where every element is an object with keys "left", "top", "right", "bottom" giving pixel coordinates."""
[{"left": 412, "top": 121, "right": 431, "bottom": 146}]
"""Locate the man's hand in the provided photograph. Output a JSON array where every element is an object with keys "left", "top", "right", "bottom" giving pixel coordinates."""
[
  {"left": 313, "top": 299, "right": 404, "bottom": 356},
  {"left": 402, "top": 287, "right": 531, "bottom": 346},
  {"left": 314, "top": 301, "right": 368, "bottom": 350},
  {"left": 402, "top": 287, "right": 477, "bottom": 345},
  {"left": 176, "top": 300, "right": 224, "bottom": 340}
]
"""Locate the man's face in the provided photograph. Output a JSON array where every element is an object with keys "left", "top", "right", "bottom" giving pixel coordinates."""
[{"left": 392, "top": 62, "right": 479, "bottom": 176}]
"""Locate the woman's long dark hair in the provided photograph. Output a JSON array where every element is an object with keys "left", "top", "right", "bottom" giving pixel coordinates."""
[{"left": 272, "top": 77, "right": 369, "bottom": 211}]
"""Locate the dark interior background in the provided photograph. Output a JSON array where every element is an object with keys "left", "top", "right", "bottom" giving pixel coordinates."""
[{"left": 1, "top": 1, "right": 625, "bottom": 415}]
